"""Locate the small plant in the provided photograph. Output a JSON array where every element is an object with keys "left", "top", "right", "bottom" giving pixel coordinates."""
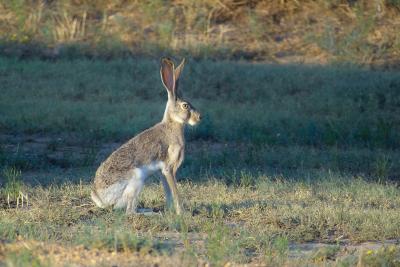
[
  {"left": 311, "top": 245, "right": 340, "bottom": 262},
  {"left": 374, "top": 154, "right": 392, "bottom": 182},
  {"left": 239, "top": 171, "right": 256, "bottom": 188},
  {"left": 273, "top": 236, "right": 289, "bottom": 261},
  {"left": 210, "top": 203, "right": 225, "bottom": 221},
  {"left": 1, "top": 166, "right": 28, "bottom": 208},
  {"left": 2, "top": 166, "right": 21, "bottom": 196},
  {"left": 164, "top": 212, "right": 189, "bottom": 232},
  {"left": 229, "top": 170, "right": 257, "bottom": 187},
  {"left": 4, "top": 248, "right": 50, "bottom": 267},
  {"left": 52, "top": 9, "right": 87, "bottom": 43},
  {"left": 113, "top": 232, "right": 158, "bottom": 254},
  {"left": 263, "top": 236, "right": 289, "bottom": 266},
  {"left": 205, "top": 224, "right": 240, "bottom": 266},
  {"left": 358, "top": 245, "right": 400, "bottom": 266}
]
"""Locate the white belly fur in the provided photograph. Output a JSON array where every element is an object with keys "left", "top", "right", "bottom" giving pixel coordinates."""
[{"left": 97, "top": 161, "right": 165, "bottom": 208}]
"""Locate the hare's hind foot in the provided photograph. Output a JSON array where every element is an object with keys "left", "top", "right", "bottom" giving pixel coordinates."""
[{"left": 91, "top": 189, "right": 106, "bottom": 208}]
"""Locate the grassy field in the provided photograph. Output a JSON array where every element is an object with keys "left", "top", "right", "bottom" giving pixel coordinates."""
[
  {"left": 1, "top": 56, "right": 400, "bottom": 266},
  {"left": 1, "top": 175, "right": 400, "bottom": 266},
  {"left": 1, "top": 57, "right": 399, "bottom": 178},
  {"left": 1, "top": 1, "right": 400, "bottom": 66}
]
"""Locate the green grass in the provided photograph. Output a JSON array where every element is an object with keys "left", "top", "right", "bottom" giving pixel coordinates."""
[
  {"left": 0, "top": 56, "right": 399, "bottom": 265},
  {"left": 0, "top": 175, "right": 399, "bottom": 265},
  {"left": 1, "top": 166, "right": 23, "bottom": 199},
  {"left": 3, "top": 248, "right": 51, "bottom": 267},
  {"left": 0, "top": 57, "right": 399, "bottom": 180},
  {"left": 0, "top": 57, "right": 399, "bottom": 146}
]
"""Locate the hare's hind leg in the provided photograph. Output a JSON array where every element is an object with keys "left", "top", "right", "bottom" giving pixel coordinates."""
[
  {"left": 126, "top": 178, "right": 144, "bottom": 215},
  {"left": 119, "top": 170, "right": 146, "bottom": 215}
]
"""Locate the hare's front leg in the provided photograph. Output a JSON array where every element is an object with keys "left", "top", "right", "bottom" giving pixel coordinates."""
[
  {"left": 160, "top": 175, "right": 173, "bottom": 211},
  {"left": 161, "top": 167, "right": 182, "bottom": 215}
]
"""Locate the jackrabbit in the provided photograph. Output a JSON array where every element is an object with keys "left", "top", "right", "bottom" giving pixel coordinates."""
[{"left": 91, "top": 57, "right": 201, "bottom": 215}]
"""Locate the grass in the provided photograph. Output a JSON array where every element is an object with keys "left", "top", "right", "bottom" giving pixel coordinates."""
[
  {"left": 0, "top": 174, "right": 399, "bottom": 265},
  {"left": 1, "top": 2, "right": 400, "bottom": 264},
  {"left": 0, "top": 57, "right": 399, "bottom": 179},
  {"left": 1, "top": 166, "right": 23, "bottom": 199},
  {"left": 3, "top": 248, "right": 51, "bottom": 267},
  {"left": 1, "top": 57, "right": 399, "bottom": 146},
  {"left": 0, "top": 56, "right": 399, "bottom": 265},
  {"left": 1, "top": 1, "right": 400, "bottom": 65}
]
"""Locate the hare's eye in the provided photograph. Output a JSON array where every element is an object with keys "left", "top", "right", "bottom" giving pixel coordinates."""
[{"left": 182, "top": 103, "right": 189, "bottom": 110}]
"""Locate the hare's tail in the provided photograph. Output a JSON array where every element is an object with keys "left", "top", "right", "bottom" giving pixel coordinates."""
[{"left": 91, "top": 188, "right": 106, "bottom": 208}]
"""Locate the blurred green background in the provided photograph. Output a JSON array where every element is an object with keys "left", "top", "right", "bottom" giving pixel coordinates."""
[{"left": 0, "top": 0, "right": 399, "bottom": 184}]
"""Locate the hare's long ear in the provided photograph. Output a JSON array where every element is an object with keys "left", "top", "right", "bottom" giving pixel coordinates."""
[
  {"left": 160, "top": 57, "right": 176, "bottom": 100},
  {"left": 174, "top": 58, "right": 185, "bottom": 95},
  {"left": 174, "top": 58, "right": 185, "bottom": 84}
]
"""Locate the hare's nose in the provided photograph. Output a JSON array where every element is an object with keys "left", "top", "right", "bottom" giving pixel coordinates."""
[{"left": 198, "top": 114, "right": 202, "bottom": 120}]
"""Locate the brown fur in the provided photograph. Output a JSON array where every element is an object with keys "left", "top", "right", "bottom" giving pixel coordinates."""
[{"left": 94, "top": 122, "right": 183, "bottom": 189}]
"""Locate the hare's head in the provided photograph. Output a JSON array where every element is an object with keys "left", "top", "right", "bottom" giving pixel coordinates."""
[{"left": 160, "top": 57, "right": 201, "bottom": 126}]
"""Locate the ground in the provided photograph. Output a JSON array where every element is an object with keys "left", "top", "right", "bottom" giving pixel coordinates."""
[
  {"left": 0, "top": 57, "right": 400, "bottom": 266},
  {"left": 1, "top": 168, "right": 400, "bottom": 266}
]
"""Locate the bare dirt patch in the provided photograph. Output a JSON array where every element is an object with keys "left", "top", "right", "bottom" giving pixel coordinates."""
[{"left": 1, "top": 238, "right": 398, "bottom": 266}]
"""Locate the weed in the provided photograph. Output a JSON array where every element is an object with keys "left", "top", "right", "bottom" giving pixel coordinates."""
[
  {"left": 205, "top": 223, "right": 240, "bottom": 266},
  {"left": 239, "top": 171, "right": 256, "bottom": 188},
  {"left": 4, "top": 248, "right": 51, "bottom": 267},
  {"left": 358, "top": 245, "right": 400, "bottom": 266},
  {"left": 311, "top": 245, "right": 340, "bottom": 262},
  {"left": 163, "top": 212, "right": 189, "bottom": 232},
  {"left": 263, "top": 236, "right": 289, "bottom": 266},
  {"left": 1, "top": 166, "right": 23, "bottom": 199},
  {"left": 209, "top": 203, "right": 225, "bottom": 221},
  {"left": 374, "top": 154, "right": 392, "bottom": 182}
]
